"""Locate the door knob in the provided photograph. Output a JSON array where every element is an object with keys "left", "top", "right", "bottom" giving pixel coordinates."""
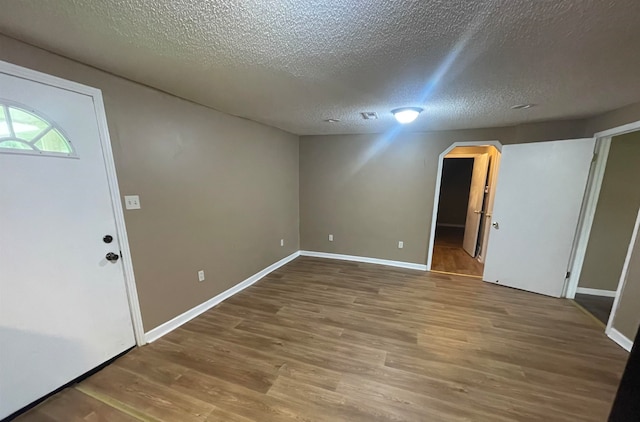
[
  {"left": 492, "top": 221, "right": 499, "bottom": 229},
  {"left": 106, "top": 252, "right": 120, "bottom": 262}
]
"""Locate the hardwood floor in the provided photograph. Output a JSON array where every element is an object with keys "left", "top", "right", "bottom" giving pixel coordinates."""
[
  {"left": 575, "top": 293, "right": 615, "bottom": 325},
  {"left": 15, "top": 257, "right": 628, "bottom": 422},
  {"left": 431, "top": 226, "right": 485, "bottom": 277}
]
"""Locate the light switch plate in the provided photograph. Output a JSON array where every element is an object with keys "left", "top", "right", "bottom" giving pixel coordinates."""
[
  {"left": 398, "top": 241, "right": 404, "bottom": 249},
  {"left": 124, "top": 195, "right": 141, "bottom": 210}
]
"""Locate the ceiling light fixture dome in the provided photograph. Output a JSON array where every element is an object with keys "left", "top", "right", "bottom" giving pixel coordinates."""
[{"left": 391, "top": 107, "right": 423, "bottom": 124}]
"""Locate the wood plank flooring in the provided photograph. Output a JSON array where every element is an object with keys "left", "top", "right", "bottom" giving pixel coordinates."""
[
  {"left": 574, "top": 293, "right": 615, "bottom": 325},
  {"left": 15, "top": 257, "right": 628, "bottom": 422},
  {"left": 431, "top": 226, "right": 485, "bottom": 276}
]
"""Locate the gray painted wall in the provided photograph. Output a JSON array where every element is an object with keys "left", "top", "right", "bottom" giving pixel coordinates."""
[
  {"left": 0, "top": 35, "right": 300, "bottom": 331},
  {"left": 299, "top": 124, "right": 588, "bottom": 265},
  {"left": 612, "top": 217, "right": 640, "bottom": 340},
  {"left": 4, "top": 31, "right": 640, "bottom": 338},
  {"left": 578, "top": 132, "right": 640, "bottom": 291}
]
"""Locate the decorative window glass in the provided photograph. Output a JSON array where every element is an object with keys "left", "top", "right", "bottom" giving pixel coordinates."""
[{"left": 0, "top": 102, "right": 76, "bottom": 157}]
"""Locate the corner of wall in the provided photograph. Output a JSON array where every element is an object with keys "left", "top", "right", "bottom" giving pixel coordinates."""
[
  {"left": 586, "top": 102, "right": 640, "bottom": 135},
  {"left": 513, "top": 118, "right": 589, "bottom": 143}
]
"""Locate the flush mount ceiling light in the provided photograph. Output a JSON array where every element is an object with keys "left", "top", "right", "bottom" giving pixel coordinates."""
[
  {"left": 510, "top": 104, "right": 536, "bottom": 110},
  {"left": 323, "top": 118, "right": 341, "bottom": 123},
  {"left": 391, "top": 107, "right": 423, "bottom": 124}
]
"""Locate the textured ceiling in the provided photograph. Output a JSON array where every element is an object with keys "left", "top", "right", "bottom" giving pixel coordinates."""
[{"left": 1, "top": 0, "right": 640, "bottom": 135}]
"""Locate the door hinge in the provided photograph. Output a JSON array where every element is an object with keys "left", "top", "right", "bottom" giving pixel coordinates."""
[
  {"left": 565, "top": 271, "right": 571, "bottom": 279},
  {"left": 591, "top": 153, "right": 598, "bottom": 163}
]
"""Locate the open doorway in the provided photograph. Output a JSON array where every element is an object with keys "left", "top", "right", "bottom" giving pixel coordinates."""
[
  {"left": 572, "top": 130, "right": 640, "bottom": 326},
  {"left": 428, "top": 144, "right": 501, "bottom": 277}
]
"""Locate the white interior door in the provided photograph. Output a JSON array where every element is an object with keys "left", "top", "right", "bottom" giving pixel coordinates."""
[
  {"left": 462, "top": 153, "right": 489, "bottom": 256},
  {"left": 483, "top": 139, "right": 595, "bottom": 297},
  {"left": 0, "top": 71, "right": 135, "bottom": 418}
]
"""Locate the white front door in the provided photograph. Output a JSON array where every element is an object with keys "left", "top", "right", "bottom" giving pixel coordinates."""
[
  {"left": 462, "top": 153, "right": 489, "bottom": 257},
  {"left": 483, "top": 139, "right": 595, "bottom": 297},
  {"left": 0, "top": 70, "right": 135, "bottom": 418}
]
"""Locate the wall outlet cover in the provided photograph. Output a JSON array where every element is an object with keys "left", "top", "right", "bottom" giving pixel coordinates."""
[
  {"left": 198, "top": 270, "right": 205, "bottom": 282},
  {"left": 124, "top": 195, "right": 141, "bottom": 210}
]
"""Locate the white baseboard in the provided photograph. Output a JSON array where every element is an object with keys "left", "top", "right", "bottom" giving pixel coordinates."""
[
  {"left": 299, "top": 250, "right": 427, "bottom": 271},
  {"left": 436, "top": 223, "right": 465, "bottom": 228},
  {"left": 576, "top": 287, "right": 617, "bottom": 297},
  {"left": 607, "top": 327, "right": 633, "bottom": 352},
  {"left": 144, "top": 251, "right": 300, "bottom": 343}
]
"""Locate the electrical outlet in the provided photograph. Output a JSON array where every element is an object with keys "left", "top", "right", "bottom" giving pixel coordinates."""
[
  {"left": 398, "top": 241, "right": 404, "bottom": 249},
  {"left": 124, "top": 195, "right": 141, "bottom": 210},
  {"left": 328, "top": 234, "right": 334, "bottom": 242},
  {"left": 280, "top": 239, "right": 284, "bottom": 247},
  {"left": 198, "top": 270, "right": 205, "bottom": 282}
]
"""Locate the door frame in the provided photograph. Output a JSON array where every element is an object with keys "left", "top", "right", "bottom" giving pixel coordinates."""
[
  {"left": 426, "top": 140, "right": 502, "bottom": 271},
  {"left": 605, "top": 206, "right": 640, "bottom": 352},
  {"left": 440, "top": 152, "right": 488, "bottom": 259},
  {"left": 0, "top": 60, "right": 146, "bottom": 346},
  {"left": 564, "top": 119, "right": 640, "bottom": 299}
]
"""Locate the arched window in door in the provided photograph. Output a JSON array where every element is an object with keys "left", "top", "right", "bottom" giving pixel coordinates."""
[{"left": 0, "top": 102, "right": 76, "bottom": 157}]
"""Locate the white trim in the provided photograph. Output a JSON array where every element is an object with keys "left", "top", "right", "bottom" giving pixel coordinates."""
[
  {"left": 564, "top": 137, "right": 611, "bottom": 299},
  {"left": 594, "top": 120, "right": 640, "bottom": 138},
  {"left": 605, "top": 206, "right": 640, "bottom": 351},
  {"left": 436, "top": 223, "right": 465, "bottom": 228},
  {"left": 607, "top": 328, "right": 633, "bottom": 352},
  {"left": 0, "top": 60, "right": 147, "bottom": 345},
  {"left": 145, "top": 251, "right": 300, "bottom": 343},
  {"left": 575, "top": 287, "right": 617, "bottom": 297},
  {"left": 299, "top": 250, "right": 427, "bottom": 271},
  {"left": 444, "top": 152, "right": 488, "bottom": 158},
  {"left": 566, "top": 119, "right": 640, "bottom": 298},
  {"left": 93, "top": 92, "right": 146, "bottom": 346},
  {"left": 426, "top": 141, "right": 502, "bottom": 271},
  {"left": 0, "top": 60, "right": 102, "bottom": 96},
  {"left": 564, "top": 119, "right": 640, "bottom": 349},
  {"left": 146, "top": 249, "right": 429, "bottom": 342}
]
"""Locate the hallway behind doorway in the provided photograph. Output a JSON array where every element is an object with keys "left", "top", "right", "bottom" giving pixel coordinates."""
[
  {"left": 429, "top": 146, "right": 500, "bottom": 278},
  {"left": 431, "top": 226, "right": 484, "bottom": 276}
]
